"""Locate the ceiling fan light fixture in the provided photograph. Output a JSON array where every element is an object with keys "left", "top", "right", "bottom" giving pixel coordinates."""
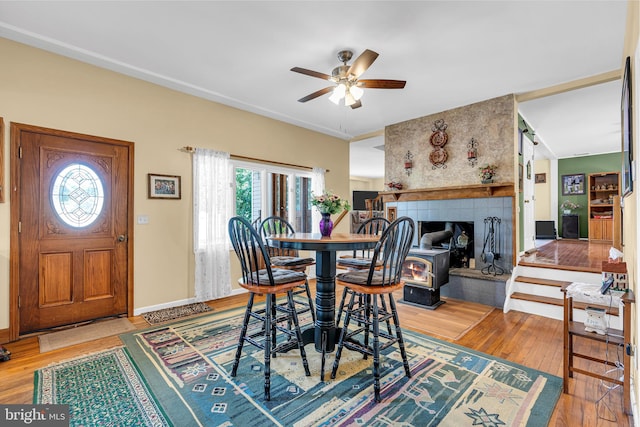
[
  {"left": 328, "top": 91, "right": 341, "bottom": 105},
  {"left": 329, "top": 83, "right": 347, "bottom": 104},
  {"left": 344, "top": 91, "right": 356, "bottom": 107},
  {"left": 350, "top": 84, "right": 364, "bottom": 101},
  {"left": 292, "top": 49, "right": 405, "bottom": 108}
]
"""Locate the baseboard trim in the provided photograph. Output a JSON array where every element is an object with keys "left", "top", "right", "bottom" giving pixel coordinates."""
[
  {"left": 0, "top": 328, "right": 10, "bottom": 344},
  {"left": 133, "top": 288, "right": 247, "bottom": 316}
]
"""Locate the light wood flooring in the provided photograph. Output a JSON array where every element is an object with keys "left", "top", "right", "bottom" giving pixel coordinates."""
[
  {"left": 0, "top": 241, "right": 633, "bottom": 426},
  {"left": 520, "top": 238, "right": 612, "bottom": 273}
]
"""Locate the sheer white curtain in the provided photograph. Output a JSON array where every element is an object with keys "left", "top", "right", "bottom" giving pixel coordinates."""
[
  {"left": 311, "top": 167, "right": 325, "bottom": 233},
  {"left": 193, "top": 148, "right": 232, "bottom": 301}
]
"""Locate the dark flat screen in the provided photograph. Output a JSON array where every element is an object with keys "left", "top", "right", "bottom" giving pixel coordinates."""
[
  {"left": 535, "top": 221, "right": 556, "bottom": 239},
  {"left": 352, "top": 191, "right": 379, "bottom": 210}
]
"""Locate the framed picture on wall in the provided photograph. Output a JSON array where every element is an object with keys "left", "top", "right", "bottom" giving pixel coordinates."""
[
  {"left": 535, "top": 173, "right": 546, "bottom": 184},
  {"left": 622, "top": 56, "right": 633, "bottom": 197},
  {"left": 387, "top": 206, "right": 397, "bottom": 222},
  {"left": 148, "top": 174, "right": 181, "bottom": 199},
  {"left": 561, "top": 173, "right": 585, "bottom": 195}
]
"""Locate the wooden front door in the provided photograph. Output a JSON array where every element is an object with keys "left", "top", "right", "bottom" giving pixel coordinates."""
[{"left": 11, "top": 123, "right": 133, "bottom": 335}]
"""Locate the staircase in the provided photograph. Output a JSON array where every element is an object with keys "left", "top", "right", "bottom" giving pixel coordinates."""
[{"left": 503, "top": 264, "right": 622, "bottom": 330}]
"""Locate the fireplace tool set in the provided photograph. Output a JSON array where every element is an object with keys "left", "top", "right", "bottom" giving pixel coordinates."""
[{"left": 481, "top": 216, "right": 504, "bottom": 276}]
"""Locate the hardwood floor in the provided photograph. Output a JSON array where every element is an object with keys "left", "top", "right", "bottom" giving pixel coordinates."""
[
  {"left": 0, "top": 243, "right": 633, "bottom": 426},
  {"left": 520, "top": 239, "right": 612, "bottom": 273}
]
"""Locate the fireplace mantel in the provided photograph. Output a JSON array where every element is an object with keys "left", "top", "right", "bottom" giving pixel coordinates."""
[{"left": 379, "top": 183, "right": 515, "bottom": 203}]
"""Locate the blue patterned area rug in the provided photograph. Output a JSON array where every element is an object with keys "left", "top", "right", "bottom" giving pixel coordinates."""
[
  {"left": 119, "top": 306, "right": 562, "bottom": 427},
  {"left": 34, "top": 347, "right": 170, "bottom": 426}
]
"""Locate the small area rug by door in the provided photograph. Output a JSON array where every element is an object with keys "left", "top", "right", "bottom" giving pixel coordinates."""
[
  {"left": 38, "top": 318, "right": 136, "bottom": 353},
  {"left": 35, "top": 306, "right": 562, "bottom": 426},
  {"left": 141, "top": 302, "right": 212, "bottom": 325}
]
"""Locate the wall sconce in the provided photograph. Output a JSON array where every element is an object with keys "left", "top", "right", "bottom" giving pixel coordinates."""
[
  {"left": 467, "top": 138, "right": 478, "bottom": 167},
  {"left": 404, "top": 151, "right": 414, "bottom": 175}
]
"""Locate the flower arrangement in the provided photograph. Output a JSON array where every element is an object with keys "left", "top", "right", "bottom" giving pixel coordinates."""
[
  {"left": 479, "top": 164, "right": 497, "bottom": 181},
  {"left": 560, "top": 200, "right": 581, "bottom": 211},
  {"left": 311, "top": 190, "right": 350, "bottom": 215}
]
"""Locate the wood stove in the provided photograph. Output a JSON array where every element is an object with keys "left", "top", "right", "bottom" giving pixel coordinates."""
[{"left": 401, "top": 251, "right": 448, "bottom": 309}]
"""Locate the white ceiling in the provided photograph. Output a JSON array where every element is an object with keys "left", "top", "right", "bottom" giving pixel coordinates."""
[{"left": 0, "top": 1, "right": 627, "bottom": 179}]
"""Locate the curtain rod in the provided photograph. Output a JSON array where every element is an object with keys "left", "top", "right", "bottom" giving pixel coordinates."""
[{"left": 180, "top": 146, "right": 329, "bottom": 172}]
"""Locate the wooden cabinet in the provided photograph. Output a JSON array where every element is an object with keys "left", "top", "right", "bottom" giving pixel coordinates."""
[
  {"left": 588, "top": 218, "right": 613, "bottom": 241},
  {"left": 588, "top": 172, "right": 619, "bottom": 242}
]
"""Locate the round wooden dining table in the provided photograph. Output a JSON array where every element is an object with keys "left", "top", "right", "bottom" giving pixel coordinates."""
[{"left": 266, "top": 232, "right": 379, "bottom": 379}]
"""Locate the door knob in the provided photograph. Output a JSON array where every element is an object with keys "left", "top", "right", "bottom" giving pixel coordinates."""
[{"left": 117, "top": 235, "right": 128, "bottom": 242}]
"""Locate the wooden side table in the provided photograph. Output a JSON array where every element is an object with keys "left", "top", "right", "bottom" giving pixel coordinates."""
[{"left": 561, "top": 284, "right": 635, "bottom": 414}]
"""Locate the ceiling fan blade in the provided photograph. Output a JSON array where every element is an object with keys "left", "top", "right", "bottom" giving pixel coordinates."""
[
  {"left": 298, "top": 86, "right": 334, "bottom": 103},
  {"left": 357, "top": 79, "right": 406, "bottom": 89},
  {"left": 291, "top": 67, "right": 332, "bottom": 81},
  {"left": 348, "top": 49, "right": 379, "bottom": 78},
  {"left": 350, "top": 100, "right": 362, "bottom": 109}
]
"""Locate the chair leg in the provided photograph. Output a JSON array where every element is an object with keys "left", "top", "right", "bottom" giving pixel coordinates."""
[
  {"left": 303, "top": 279, "right": 316, "bottom": 324},
  {"left": 287, "top": 291, "right": 311, "bottom": 376},
  {"left": 363, "top": 294, "right": 371, "bottom": 360},
  {"left": 336, "top": 286, "right": 350, "bottom": 326},
  {"left": 231, "top": 293, "right": 255, "bottom": 377},
  {"left": 264, "top": 294, "right": 272, "bottom": 401},
  {"left": 271, "top": 294, "right": 278, "bottom": 356},
  {"left": 372, "top": 294, "right": 382, "bottom": 402},
  {"left": 388, "top": 294, "right": 411, "bottom": 378},
  {"left": 379, "top": 295, "right": 394, "bottom": 336},
  {"left": 331, "top": 290, "right": 357, "bottom": 379}
]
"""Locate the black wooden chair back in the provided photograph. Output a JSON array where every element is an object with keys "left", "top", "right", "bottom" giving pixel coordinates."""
[
  {"left": 228, "top": 216, "right": 272, "bottom": 285},
  {"left": 365, "top": 216, "right": 415, "bottom": 286}
]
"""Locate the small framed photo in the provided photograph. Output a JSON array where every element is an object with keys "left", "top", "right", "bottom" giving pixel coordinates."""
[
  {"left": 148, "top": 174, "right": 181, "bottom": 199},
  {"left": 535, "top": 173, "right": 546, "bottom": 184},
  {"left": 561, "top": 173, "right": 585, "bottom": 195},
  {"left": 387, "top": 206, "right": 397, "bottom": 222}
]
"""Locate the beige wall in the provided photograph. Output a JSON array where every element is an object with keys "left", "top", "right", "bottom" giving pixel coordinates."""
[
  {"left": 623, "top": 0, "right": 639, "bottom": 411},
  {"left": 0, "top": 38, "right": 350, "bottom": 330},
  {"left": 349, "top": 177, "right": 385, "bottom": 193}
]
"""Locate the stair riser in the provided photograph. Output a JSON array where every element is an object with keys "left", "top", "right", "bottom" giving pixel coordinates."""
[
  {"left": 515, "top": 265, "right": 601, "bottom": 284},
  {"left": 510, "top": 282, "right": 565, "bottom": 299},
  {"left": 508, "top": 299, "right": 563, "bottom": 320}
]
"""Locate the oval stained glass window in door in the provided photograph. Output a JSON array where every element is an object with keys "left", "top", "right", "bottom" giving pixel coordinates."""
[{"left": 51, "top": 163, "right": 105, "bottom": 228}]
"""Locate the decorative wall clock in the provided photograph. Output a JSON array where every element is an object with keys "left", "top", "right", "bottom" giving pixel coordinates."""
[
  {"left": 429, "top": 148, "right": 448, "bottom": 166},
  {"left": 429, "top": 119, "right": 448, "bottom": 168}
]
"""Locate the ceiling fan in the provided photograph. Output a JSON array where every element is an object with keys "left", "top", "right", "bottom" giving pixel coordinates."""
[{"left": 291, "top": 49, "right": 406, "bottom": 109}]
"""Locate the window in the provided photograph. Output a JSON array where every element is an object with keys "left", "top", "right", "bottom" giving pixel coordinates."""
[
  {"left": 232, "top": 161, "right": 313, "bottom": 232},
  {"left": 51, "top": 163, "right": 104, "bottom": 228}
]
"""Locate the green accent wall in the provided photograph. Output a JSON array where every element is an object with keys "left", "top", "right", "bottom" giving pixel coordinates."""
[{"left": 558, "top": 153, "right": 621, "bottom": 238}]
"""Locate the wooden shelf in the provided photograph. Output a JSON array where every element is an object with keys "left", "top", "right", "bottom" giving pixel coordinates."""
[
  {"left": 588, "top": 172, "right": 619, "bottom": 242},
  {"left": 566, "top": 321, "right": 624, "bottom": 345},
  {"left": 379, "top": 183, "right": 515, "bottom": 203},
  {"left": 562, "top": 285, "right": 634, "bottom": 414}
]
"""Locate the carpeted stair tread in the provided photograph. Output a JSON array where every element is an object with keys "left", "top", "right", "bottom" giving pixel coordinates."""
[
  {"left": 514, "top": 276, "right": 572, "bottom": 287},
  {"left": 510, "top": 292, "right": 619, "bottom": 316}
]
